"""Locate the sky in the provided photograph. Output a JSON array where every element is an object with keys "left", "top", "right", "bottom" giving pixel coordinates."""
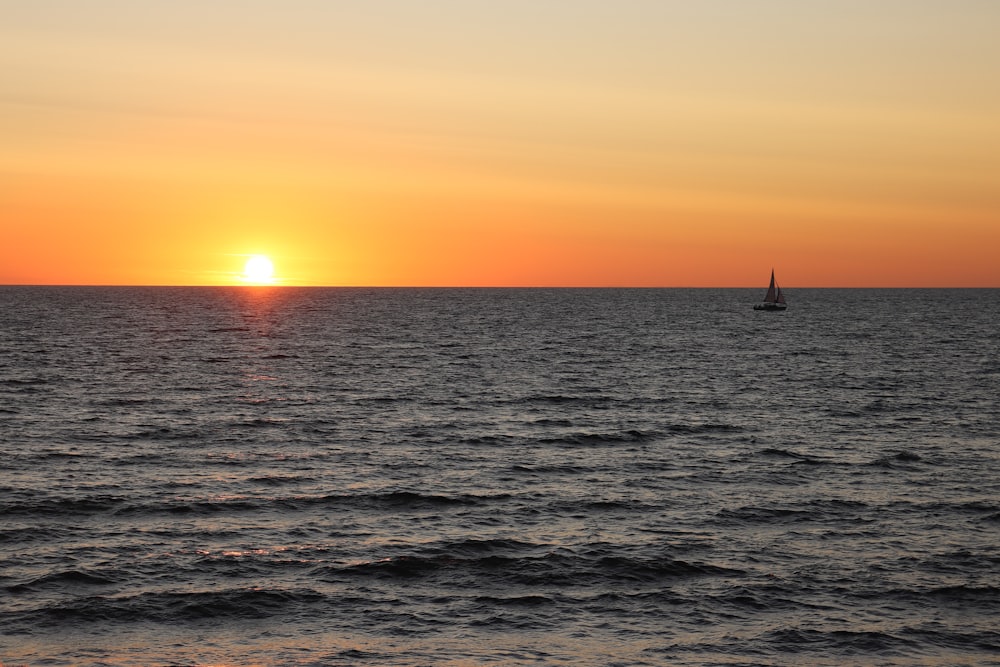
[{"left": 2, "top": 0, "right": 998, "bottom": 286}]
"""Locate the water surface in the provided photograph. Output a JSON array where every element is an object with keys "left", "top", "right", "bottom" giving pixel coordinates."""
[{"left": 2, "top": 287, "right": 998, "bottom": 665}]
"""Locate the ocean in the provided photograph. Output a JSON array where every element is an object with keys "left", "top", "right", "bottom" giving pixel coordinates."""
[{"left": 1, "top": 287, "right": 998, "bottom": 666}]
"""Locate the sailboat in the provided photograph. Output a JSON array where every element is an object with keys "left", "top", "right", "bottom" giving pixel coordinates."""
[{"left": 753, "top": 269, "right": 787, "bottom": 311}]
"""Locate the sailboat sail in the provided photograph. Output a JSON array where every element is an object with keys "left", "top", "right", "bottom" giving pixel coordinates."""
[
  {"left": 763, "top": 270, "right": 777, "bottom": 303},
  {"left": 754, "top": 269, "right": 787, "bottom": 311}
]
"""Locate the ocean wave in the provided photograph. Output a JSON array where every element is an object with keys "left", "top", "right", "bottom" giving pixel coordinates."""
[
  {"left": 714, "top": 499, "right": 872, "bottom": 526},
  {"left": 18, "top": 587, "right": 326, "bottom": 627},
  {"left": 332, "top": 490, "right": 494, "bottom": 510},
  {"left": 708, "top": 583, "right": 830, "bottom": 612},
  {"left": 755, "top": 447, "right": 837, "bottom": 466},
  {"left": 6, "top": 569, "right": 115, "bottom": 593},
  {"left": 900, "top": 626, "right": 1000, "bottom": 652},
  {"left": 3, "top": 489, "right": 511, "bottom": 519},
  {"left": 1, "top": 493, "right": 128, "bottom": 516},
  {"left": 538, "top": 429, "right": 657, "bottom": 446},
  {"left": 665, "top": 422, "right": 740, "bottom": 434},
  {"left": 248, "top": 474, "right": 315, "bottom": 486},
  {"left": 510, "top": 394, "right": 619, "bottom": 406},
  {"left": 97, "top": 397, "right": 153, "bottom": 407},
  {"left": 868, "top": 451, "right": 925, "bottom": 468},
  {"left": 888, "top": 499, "right": 1000, "bottom": 518},
  {"left": 900, "top": 549, "right": 1000, "bottom": 576},
  {"left": 759, "top": 447, "right": 811, "bottom": 459},
  {"left": 763, "top": 627, "right": 920, "bottom": 656},
  {"left": 508, "top": 463, "right": 592, "bottom": 475},
  {"left": 0, "top": 377, "right": 50, "bottom": 387},
  {"left": 322, "top": 543, "right": 742, "bottom": 587},
  {"left": 0, "top": 525, "right": 77, "bottom": 544},
  {"left": 872, "top": 584, "right": 1000, "bottom": 608}
]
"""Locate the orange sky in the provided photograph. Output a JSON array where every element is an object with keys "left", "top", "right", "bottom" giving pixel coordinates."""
[{"left": 2, "top": 1, "right": 998, "bottom": 286}]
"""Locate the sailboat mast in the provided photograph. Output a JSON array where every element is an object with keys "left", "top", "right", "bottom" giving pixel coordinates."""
[{"left": 764, "top": 269, "right": 777, "bottom": 303}]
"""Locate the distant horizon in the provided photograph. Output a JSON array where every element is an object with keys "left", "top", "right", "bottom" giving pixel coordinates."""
[{"left": 3, "top": 282, "right": 997, "bottom": 290}]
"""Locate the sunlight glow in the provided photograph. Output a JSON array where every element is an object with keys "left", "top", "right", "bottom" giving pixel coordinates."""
[
  {"left": 2, "top": 4, "right": 998, "bottom": 287},
  {"left": 242, "top": 255, "right": 275, "bottom": 284}
]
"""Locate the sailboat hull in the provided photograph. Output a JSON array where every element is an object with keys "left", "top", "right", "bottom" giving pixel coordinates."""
[{"left": 753, "top": 303, "right": 787, "bottom": 311}]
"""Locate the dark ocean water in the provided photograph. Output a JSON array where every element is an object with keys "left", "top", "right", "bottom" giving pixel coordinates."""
[{"left": 1, "top": 287, "right": 998, "bottom": 667}]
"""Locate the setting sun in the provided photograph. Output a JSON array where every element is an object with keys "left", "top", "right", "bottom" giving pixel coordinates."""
[{"left": 242, "top": 255, "right": 275, "bottom": 284}]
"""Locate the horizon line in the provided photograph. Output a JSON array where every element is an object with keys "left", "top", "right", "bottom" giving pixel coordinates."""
[{"left": 2, "top": 283, "right": 998, "bottom": 290}]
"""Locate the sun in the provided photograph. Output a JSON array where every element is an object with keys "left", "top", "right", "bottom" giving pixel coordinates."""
[{"left": 242, "top": 255, "right": 275, "bottom": 284}]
